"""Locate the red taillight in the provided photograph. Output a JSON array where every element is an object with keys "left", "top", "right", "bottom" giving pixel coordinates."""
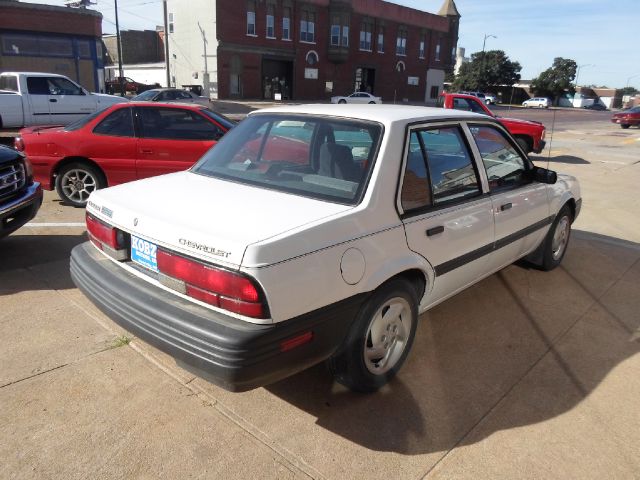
[
  {"left": 14, "top": 137, "right": 24, "bottom": 152},
  {"left": 86, "top": 213, "right": 125, "bottom": 257},
  {"left": 157, "top": 249, "right": 267, "bottom": 319}
]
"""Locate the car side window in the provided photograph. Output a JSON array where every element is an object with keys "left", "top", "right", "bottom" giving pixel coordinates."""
[
  {"left": 176, "top": 91, "right": 192, "bottom": 99},
  {"left": 401, "top": 132, "right": 431, "bottom": 211},
  {"left": 26, "top": 77, "right": 50, "bottom": 95},
  {"left": 93, "top": 108, "right": 135, "bottom": 137},
  {"left": 469, "top": 125, "right": 529, "bottom": 191},
  {"left": 420, "top": 126, "right": 481, "bottom": 206},
  {"left": 139, "top": 107, "right": 223, "bottom": 141},
  {"left": 452, "top": 98, "right": 485, "bottom": 114}
]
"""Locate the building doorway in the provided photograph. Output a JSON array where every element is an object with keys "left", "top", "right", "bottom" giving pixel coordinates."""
[
  {"left": 354, "top": 67, "right": 376, "bottom": 94},
  {"left": 262, "top": 58, "right": 293, "bottom": 100}
]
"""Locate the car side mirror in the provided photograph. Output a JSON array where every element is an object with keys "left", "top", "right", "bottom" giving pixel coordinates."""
[{"left": 533, "top": 166, "right": 557, "bottom": 184}]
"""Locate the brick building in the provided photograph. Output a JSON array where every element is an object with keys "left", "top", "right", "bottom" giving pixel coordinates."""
[
  {"left": 103, "top": 28, "right": 165, "bottom": 65},
  {"left": 166, "top": 0, "right": 460, "bottom": 102},
  {"left": 0, "top": 0, "right": 104, "bottom": 92}
]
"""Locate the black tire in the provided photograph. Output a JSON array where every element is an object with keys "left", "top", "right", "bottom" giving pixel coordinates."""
[
  {"left": 621, "top": 124, "right": 630, "bottom": 129},
  {"left": 338, "top": 99, "right": 347, "bottom": 104},
  {"left": 55, "top": 162, "right": 105, "bottom": 207},
  {"left": 515, "top": 137, "right": 531, "bottom": 153},
  {"left": 328, "top": 278, "right": 418, "bottom": 393},
  {"left": 540, "top": 205, "right": 573, "bottom": 271}
]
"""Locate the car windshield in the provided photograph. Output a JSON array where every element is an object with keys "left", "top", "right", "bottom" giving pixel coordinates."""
[
  {"left": 192, "top": 114, "right": 382, "bottom": 204},
  {"left": 132, "top": 90, "right": 158, "bottom": 101},
  {"left": 200, "top": 109, "right": 236, "bottom": 130},
  {"left": 63, "top": 108, "right": 108, "bottom": 131}
]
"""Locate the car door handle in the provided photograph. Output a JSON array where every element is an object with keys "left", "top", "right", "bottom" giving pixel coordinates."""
[
  {"left": 140, "top": 148, "right": 153, "bottom": 154},
  {"left": 49, "top": 99, "right": 57, "bottom": 103},
  {"left": 500, "top": 203, "right": 512, "bottom": 211},
  {"left": 426, "top": 226, "right": 444, "bottom": 236}
]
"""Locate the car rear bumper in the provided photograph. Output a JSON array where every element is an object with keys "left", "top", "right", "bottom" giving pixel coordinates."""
[
  {"left": 70, "top": 242, "right": 364, "bottom": 391},
  {"left": 0, "top": 182, "right": 42, "bottom": 238}
]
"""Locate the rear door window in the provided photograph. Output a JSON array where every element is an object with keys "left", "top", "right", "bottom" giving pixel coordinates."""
[{"left": 138, "top": 107, "right": 223, "bottom": 140}]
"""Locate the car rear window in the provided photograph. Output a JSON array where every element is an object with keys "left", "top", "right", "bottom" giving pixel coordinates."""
[
  {"left": 192, "top": 114, "right": 382, "bottom": 204},
  {"left": 63, "top": 108, "right": 107, "bottom": 131}
]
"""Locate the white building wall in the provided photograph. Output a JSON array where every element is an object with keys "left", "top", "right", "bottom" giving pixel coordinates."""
[
  {"left": 166, "top": 0, "right": 219, "bottom": 98},
  {"left": 425, "top": 68, "right": 445, "bottom": 105}
]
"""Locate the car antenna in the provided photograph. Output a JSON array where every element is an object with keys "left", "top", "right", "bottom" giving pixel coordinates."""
[{"left": 545, "top": 108, "right": 557, "bottom": 170}]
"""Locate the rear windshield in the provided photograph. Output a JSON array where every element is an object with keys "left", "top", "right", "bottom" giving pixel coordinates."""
[
  {"left": 132, "top": 90, "right": 157, "bottom": 101},
  {"left": 200, "top": 108, "right": 236, "bottom": 130},
  {"left": 192, "top": 114, "right": 382, "bottom": 204},
  {"left": 63, "top": 108, "right": 106, "bottom": 131},
  {"left": 0, "top": 75, "right": 18, "bottom": 92}
]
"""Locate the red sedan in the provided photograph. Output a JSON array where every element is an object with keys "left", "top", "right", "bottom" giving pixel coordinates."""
[
  {"left": 14, "top": 102, "right": 234, "bottom": 206},
  {"left": 611, "top": 106, "right": 640, "bottom": 129}
]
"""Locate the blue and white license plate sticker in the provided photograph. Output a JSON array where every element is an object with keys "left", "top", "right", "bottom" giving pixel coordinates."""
[{"left": 131, "top": 236, "right": 158, "bottom": 272}]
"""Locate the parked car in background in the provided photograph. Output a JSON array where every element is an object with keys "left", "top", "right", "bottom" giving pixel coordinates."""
[
  {"left": 132, "top": 88, "right": 212, "bottom": 107},
  {"left": 330, "top": 92, "right": 382, "bottom": 104},
  {"left": 15, "top": 102, "right": 234, "bottom": 207},
  {"left": 438, "top": 92, "right": 546, "bottom": 153},
  {"left": 611, "top": 106, "right": 640, "bottom": 129},
  {"left": 461, "top": 91, "right": 496, "bottom": 105},
  {"left": 105, "top": 76, "right": 158, "bottom": 95},
  {"left": 0, "top": 145, "right": 42, "bottom": 239},
  {"left": 0, "top": 72, "right": 128, "bottom": 128},
  {"left": 583, "top": 103, "right": 607, "bottom": 111},
  {"left": 522, "top": 97, "right": 550, "bottom": 108},
  {"left": 70, "top": 104, "right": 580, "bottom": 393}
]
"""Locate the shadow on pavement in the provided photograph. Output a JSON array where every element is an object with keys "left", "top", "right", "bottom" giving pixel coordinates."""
[
  {"left": 530, "top": 154, "right": 590, "bottom": 164},
  {"left": 265, "top": 230, "right": 640, "bottom": 454},
  {"left": 0, "top": 233, "right": 86, "bottom": 292}
]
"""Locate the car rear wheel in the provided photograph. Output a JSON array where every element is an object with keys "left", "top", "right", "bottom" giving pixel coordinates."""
[
  {"left": 328, "top": 278, "right": 418, "bottom": 392},
  {"left": 55, "top": 162, "right": 105, "bottom": 207},
  {"left": 338, "top": 99, "right": 347, "bottom": 104},
  {"left": 621, "top": 124, "right": 630, "bottom": 129},
  {"left": 368, "top": 101, "right": 376, "bottom": 104},
  {"left": 540, "top": 205, "right": 573, "bottom": 271}
]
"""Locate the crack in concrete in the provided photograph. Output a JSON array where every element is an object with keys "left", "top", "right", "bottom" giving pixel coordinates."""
[{"left": 0, "top": 363, "right": 69, "bottom": 389}]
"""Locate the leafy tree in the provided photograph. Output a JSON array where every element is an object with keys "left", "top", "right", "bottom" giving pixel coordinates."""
[
  {"left": 452, "top": 50, "right": 521, "bottom": 92},
  {"left": 530, "top": 57, "right": 577, "bottom": 103},
  {"left": 620, "top": 86, "right": 638, "bottom": 96}
]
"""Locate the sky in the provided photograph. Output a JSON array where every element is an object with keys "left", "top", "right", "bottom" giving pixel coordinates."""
[{"left": 30, "top": 0, "right": 640, "bottom": 89}]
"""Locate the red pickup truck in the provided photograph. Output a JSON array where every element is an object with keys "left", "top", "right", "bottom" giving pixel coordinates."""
[{"left": 438, "top": 93, "right": 546, "bottom": 154}]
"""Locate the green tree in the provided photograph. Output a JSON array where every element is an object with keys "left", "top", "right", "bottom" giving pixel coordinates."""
[
  {"left": 620, "top": 86, "right": 638, "bottom": 96},
  {"left": 452, "top": 50, "right": 521, "bottom": 91},
  {"left": 530, "top": 57, "right": 577, "bottom": 103}
]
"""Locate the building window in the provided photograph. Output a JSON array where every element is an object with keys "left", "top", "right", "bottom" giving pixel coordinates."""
[
  {"left": 377, "top": 28, "right": 384, "bottom": 53},
  {"left": 169, "top": 13, "right": 174, "bottom": 33},
  {"left": 283, "top": 8, "right": 291, "bottom": 40},
  {"left": 396, "top": 28, "right": 407, "bottom": 56},
  {"left": 360, "top": 22, "right": 372, "bottom": 51},
  {"left": 419, "top": 37, "right": 425, "bottom": 59},
  {"left": 300, "top": 11, "right": 315, "bottom": 43},
  {"left": 330, "top": 14, "right": 348, "bottom": 46},
  {"left": 266, "top": 5, "right": 275, "bottom": 38},
  {"left": 342, "top": 25, "right": 349, "bottom": 47},
  {"left": 247, "top": 1, "right": 256, "bottom": 36},
  {"left": 435, "top": 38, "right": 441, "bottom": 61},
  {"left": 330, "top": 21, "right": 340, "bottom": 46},
  {"left": 306, "top": 50, "right": 319, "bottom": 65},
  {"left": 395, "top": 60, "right": 405, "bottom": 72}
]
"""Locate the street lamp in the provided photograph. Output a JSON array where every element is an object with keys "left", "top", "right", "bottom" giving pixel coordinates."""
[
  {"left": 575, "top": 63, "right": 593, "bottom": 90},
  {"left": 480, "top": 34, "right": 496, "bottom": 90},
  {"left": 626, "top": 74, "right": 640, "bottom": 89}
]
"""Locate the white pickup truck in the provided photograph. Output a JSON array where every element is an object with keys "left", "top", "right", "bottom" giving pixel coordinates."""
[{"left": 0, "top": 72, "right": 128, "bottom": 128}]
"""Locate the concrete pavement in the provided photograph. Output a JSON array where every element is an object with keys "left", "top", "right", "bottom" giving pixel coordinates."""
[{"left": 1, "top": 114, "right": 639, "bottom": 479}]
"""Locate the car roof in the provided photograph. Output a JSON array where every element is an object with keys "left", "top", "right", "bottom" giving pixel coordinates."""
[
  {"left": 1, "top": 72, "right": 71, "bottom": 78},
  {"left": 123, "top": 101, "right": 205, "bottom": 110},
  {"left": 252, "top": 104, "right": 489, "bottom": 125}
]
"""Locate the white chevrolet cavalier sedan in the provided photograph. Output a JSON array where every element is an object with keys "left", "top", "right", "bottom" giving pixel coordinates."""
[{"left": 71, "top": 104, "right": 581, "bottom": 392}]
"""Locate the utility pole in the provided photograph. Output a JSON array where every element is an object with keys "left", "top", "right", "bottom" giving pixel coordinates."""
[
  {"left": 480, "top": 33, "right": 496, "bottom": 91},
  {"left": 163, "top": 0, "right": 170, "bottom": 87},
  {"left": 114, "top": 0, "right": 125, "bottom": 96},
  {"left": 198, "top": 22, "right": 210, "bottom": 98}
]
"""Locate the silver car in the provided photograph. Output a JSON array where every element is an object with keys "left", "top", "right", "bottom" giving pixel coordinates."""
[{"left": 132, "top": 88, "right": 212, "bottom": 107}]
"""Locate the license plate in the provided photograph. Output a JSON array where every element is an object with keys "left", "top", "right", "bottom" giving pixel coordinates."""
[{"left": 131, "top": 235, "right": 158, "bottom": 272}]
